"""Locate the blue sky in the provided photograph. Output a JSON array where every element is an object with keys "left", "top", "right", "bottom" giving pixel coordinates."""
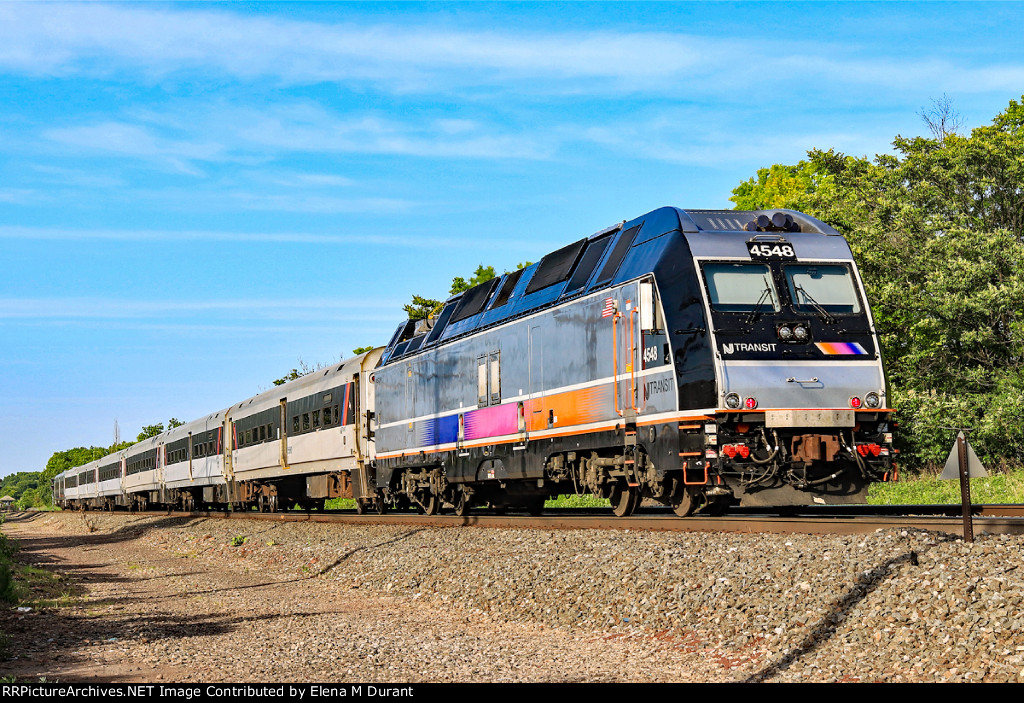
[{"left": 2, "top": 1, "right": 1023, "bottom": 477}]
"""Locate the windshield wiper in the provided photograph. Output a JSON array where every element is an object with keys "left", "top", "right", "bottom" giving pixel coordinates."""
[
  {"left": 794, "top": 285, "right": 838, "bottom": 325},
  {"left": 744, "top": 276, "right": 775, "bottom": 326}
]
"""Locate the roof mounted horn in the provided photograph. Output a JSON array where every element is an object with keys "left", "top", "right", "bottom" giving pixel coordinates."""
[{"left": 744, "top": 212, "right": 801, "bottom": 233}]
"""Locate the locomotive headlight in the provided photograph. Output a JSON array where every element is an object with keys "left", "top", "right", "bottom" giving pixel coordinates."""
[
  {"left": 725, "top": 393, "right": 741, "bottom": 409},
  {"left": 793, "top": 324, "right": 809, "bottom": 341},
  {"left": 864, "top": 391, "right": 881, "bottom": 408},
  {"left": 850, "top": 396, "right": 862, "bottom": 409},
  {"left": 778, "top": 325, "right": 793, "bottom": 341}
]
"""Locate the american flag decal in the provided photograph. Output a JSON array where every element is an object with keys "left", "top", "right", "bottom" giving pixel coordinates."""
[{"left": 601, "top": 297, "right": 616, "bottom": 318}]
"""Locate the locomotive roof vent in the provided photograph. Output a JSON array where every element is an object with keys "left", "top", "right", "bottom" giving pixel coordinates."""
[{"left": 744, "top": 212, "right": 801, "bottom": 233}]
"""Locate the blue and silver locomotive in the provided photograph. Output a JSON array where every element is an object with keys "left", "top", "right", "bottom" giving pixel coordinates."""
[{"left": 370, "top": 206, "right": 894, "bottom": 516}]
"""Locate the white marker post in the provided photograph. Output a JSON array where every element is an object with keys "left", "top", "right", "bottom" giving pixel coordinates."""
[{"left": 940, "top": 431, "right": 988, "bottom": 543}]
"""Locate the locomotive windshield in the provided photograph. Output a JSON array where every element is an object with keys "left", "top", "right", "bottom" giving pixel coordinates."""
[
  {"left": 703, "top": 263, "right": 779, "bottom": 313},
  {"left": 783, "top": 264, "right": 862, "bottom": 315}
]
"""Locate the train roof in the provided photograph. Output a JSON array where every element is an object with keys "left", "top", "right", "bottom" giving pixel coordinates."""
[
  {"left": 60, "top": 350, "right": 380, "bottom": 475},
  {"left": 380, "top": 206, "right": 847, "bottom": 365}
]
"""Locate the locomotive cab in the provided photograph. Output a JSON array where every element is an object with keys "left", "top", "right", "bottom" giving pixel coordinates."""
[{"left": 682, "top": 211, "right": 894, "bottom": 507}]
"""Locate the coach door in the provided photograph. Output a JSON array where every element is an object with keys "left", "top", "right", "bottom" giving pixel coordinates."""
[
  {"left": 223, "top": 418, "right": 234, "bottom": 482},
  {"left": 279, "top": 399, "right": 289, "bottom": 470},
  {"left": 156, "top": 442, "right": 164, "bottom": 485}
]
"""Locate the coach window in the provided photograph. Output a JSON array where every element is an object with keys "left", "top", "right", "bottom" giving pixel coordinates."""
[
  {"left": 334, "top": 405, "right": 340, "bottom": 425},
  {"left": 303, "top": 413, "right": 310, "bottom": 431},
  {"left": 313, "top": 410, "right": 320, "bottom": 428}
]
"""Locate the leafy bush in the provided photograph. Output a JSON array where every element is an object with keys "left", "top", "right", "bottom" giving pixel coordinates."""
[{"left": 0, "top": 532, "right": 18, "bottom": 604}]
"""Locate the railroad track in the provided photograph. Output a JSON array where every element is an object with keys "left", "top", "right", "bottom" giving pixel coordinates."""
[{"left": 114, "top": 503, "right": 1024, "bottom": 537}]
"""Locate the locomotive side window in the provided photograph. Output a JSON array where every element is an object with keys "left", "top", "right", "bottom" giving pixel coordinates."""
[
  {"left": 490, "top": 269, "right": 524, "bottom": 309},
  {"left": 784, "top": 264, "right": 862, "bottom": 314},
  {"left": 477, "top": 356, "right": 488, "bottom": 406},
  {"left": 592, "top": 224, "right": 641, "bottom": 289},
  {"left": 564, "top": 234, "right": 613, "bottom": 295},
  {"left": 489, "top": 352, "right": 501, "bottom": 405},
  {"left": 704, "top": 263, "right": 779, "bottom": 313}
]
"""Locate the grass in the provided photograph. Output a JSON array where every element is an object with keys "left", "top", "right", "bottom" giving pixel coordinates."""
[
  {"left": 0, "top": 523, "right": 79, "bottom": 613},
  {"left": 869, "top": 466, "right": 1024, "bottom": 505},
  {"left": 324, "top": 498, "right": 355, "bottom": 510},
  {"left": 545, "top": 493, "right": 610, "bottom": 508},
  {"left": 16, "top": 566, "right": 79, "bottom": 609}
]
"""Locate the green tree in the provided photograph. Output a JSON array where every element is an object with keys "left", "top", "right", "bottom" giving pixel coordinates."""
[
  {"left": 402, "top": 294, "right": 444, "bottom": 322},
  {"left": 730, "top": 161, "right": 828, "bottom": 212},
  {"left": 137, "top": 424, "right": 165, "bottom": 442},
  {"left": 731, "top": 96, "right": 1024, "bottom": 467},
  {"left": 449, "top": 264, "right": 497, "bottom": 295},
  {"left": 404, "top": 263, "right": 526, "bottom": 321}
]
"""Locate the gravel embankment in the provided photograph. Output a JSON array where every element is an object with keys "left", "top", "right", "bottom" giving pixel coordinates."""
[{"left": 3, "top": 511, "right": 1024, "bottom": 682}]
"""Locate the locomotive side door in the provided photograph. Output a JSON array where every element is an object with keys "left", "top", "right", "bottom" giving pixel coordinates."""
[
  {"left": 528, "top": 325, "right": 544, "bottom": 429},
  {"left": 613, "top": 284, "right": 641, "bottom": 421}
]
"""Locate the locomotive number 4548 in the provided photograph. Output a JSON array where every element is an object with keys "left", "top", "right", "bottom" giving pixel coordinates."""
[{"left": 747, "top": 241, "right": 796, "bottom": 260}]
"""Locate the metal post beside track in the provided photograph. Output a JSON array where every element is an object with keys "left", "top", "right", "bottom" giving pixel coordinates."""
[{"left": 957, "top": 433, "right": 974, "bottom": 543}]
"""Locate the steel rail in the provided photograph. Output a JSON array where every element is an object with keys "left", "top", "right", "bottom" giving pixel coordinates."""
[{"left": 119, "top": 507, "right": 1024, "bottom": 537}]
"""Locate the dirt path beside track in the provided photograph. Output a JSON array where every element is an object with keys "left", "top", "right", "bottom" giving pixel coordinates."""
[{"left": 0, "top": 513, "right": 734, "bottom": 683}]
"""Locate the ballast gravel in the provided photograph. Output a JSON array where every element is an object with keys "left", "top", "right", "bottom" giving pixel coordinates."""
[{"left": 4, "top": 511, "right": 1024, "bottom": 683}]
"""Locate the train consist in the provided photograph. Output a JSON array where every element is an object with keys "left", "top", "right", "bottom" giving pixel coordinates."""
[{"left": 53, "top": 206, "right": 896, "bottom": 517}]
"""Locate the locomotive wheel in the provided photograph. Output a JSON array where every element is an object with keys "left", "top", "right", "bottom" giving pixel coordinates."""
[
  {"left": 373, "top": 496, "right": 387, "bottom": 515},
  {"left": 703, "top": 496, "right": 731, "bottom": 517},
  {"left": 610, "top": 484, "right": 639, "bottom": 517},
  {"left": 421, "top": 493, "right": 440, "bottom": 516},
  {"left": 671, "top": 488, "right": 697, "bottom": 517},
  {"left": 355, "top": 499, "right": 366, "bottom": 515},
  {"left": 525, "top": 497, "right": 545, "bottom": 516},
  {"left": 453, "top": 491, "right": 470, "bottom": 517}
]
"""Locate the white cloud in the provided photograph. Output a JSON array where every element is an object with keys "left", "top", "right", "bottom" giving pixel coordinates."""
[
  {"left": 0, "top": 225, "right": 467, "bottom": 248},
  {"left": 43, "top": 122, "right": 226, "bottom": 174},
  {"left": 0, "top": 297, "right": 402, "bottom": 320},
  {"left": 39, "top": 104, "right": 548, "bottom": 168},
  {"left": 3, "top": 4, "right": 1021, "bottom": 95}
]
